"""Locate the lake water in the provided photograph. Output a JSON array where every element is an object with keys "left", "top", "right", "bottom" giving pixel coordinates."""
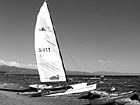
[{"left": 0, "top": 73, "right": 140, "bottom": 93}]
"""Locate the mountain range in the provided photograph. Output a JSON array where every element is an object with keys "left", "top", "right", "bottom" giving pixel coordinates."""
[{"left": 0, "top": 65, "right": 140, "bottom": 76}]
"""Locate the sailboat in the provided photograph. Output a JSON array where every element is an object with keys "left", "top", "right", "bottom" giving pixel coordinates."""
[{"left": 28, "top": 1, "right": 96, "bottom": 96}]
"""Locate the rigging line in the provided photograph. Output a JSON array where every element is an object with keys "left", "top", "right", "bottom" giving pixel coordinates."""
[{"left": 57, "top": 35, "right": 81, "bottom": 72}]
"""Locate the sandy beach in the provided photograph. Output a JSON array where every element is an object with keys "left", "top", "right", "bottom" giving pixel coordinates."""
[{"left": 0, "top": 90, "right": 90, "bottom": 105}]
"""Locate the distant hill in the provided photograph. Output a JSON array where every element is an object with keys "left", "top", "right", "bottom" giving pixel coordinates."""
[
  {"left": 0, "top": 65, "right": 91, "bottom": 75},
  {"left": 0, "top": 65, "right": 140, "bottom": 75},
  {"left": 91, "top": 71, "right": 140, "bottom": 76},
  {"left": 0, "top": 65, "right": 38, "bottom": 74}
]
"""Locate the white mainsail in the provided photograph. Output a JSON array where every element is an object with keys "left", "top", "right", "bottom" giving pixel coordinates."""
[
  {"left": 24, "top": 1, "right": 96, "bottom": 96},
  {"left": 35, "top": 2, "right": 67, "bottom": 82}
]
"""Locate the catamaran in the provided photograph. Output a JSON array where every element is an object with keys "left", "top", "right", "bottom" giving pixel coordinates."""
[{"left": 28, "top": 1, "right": 96, "bottom": 96}]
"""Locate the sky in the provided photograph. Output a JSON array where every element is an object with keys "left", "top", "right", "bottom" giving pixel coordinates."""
[{"left": 0, "top": 0, "right": 140, "bottom": 73}]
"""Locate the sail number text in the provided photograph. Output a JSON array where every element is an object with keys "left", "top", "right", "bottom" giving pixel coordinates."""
[{"left": 39, "top": 48, "right": 51, "bottom": 52}]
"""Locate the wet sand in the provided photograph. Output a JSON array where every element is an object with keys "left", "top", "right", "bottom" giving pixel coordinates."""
[{"left": 0, "top": 90, "right": 90, "bottom": 105}]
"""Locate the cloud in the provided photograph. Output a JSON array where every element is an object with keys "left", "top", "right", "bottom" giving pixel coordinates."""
[
  {"left": 99, "top": 60, "right": 104, "bottom": 65},
  {"left": 20, "top": 64, "right": 37, "bottom": 69},
  {"left": 99, "top": 60, "right": 112, "bottom": 65},
  {"left": 0, "top": 60, "right": 37, "bottom": 69},
  {"left": 0, "top": 60, "right": 20, "bottom": 67}
]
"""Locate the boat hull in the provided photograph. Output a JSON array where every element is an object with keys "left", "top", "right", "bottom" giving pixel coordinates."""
[
  {"left": 115, "top": 98, "right": 132, "bottom": 105},
  {"left": 89, "top": 90, "right": 136, "bottom": 105},
  {"left": 45, "top": 83, "right": 97, "bottom": 96}
]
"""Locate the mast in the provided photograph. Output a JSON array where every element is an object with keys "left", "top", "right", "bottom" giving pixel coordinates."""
[{"left": 46, "top": 1, "right": 68, "bottom": 84}]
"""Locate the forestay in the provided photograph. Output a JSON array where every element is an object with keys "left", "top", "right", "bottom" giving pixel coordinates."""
[{"left": 35, "top": 2, "right": 66, "bottom": 82}]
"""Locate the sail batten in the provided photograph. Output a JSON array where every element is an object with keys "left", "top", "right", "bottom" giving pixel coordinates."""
[{"left": 35, "top": 2, "right": 67, "bottom": 83}]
